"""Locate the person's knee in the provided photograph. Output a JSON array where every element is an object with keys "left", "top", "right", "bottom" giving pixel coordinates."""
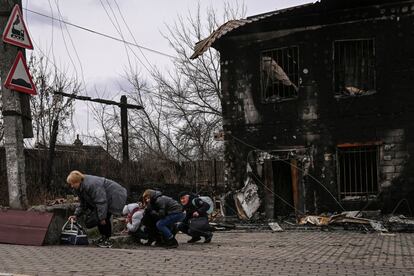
[{"left": 156, "top": 220, "right": 164, "bottom": 230}]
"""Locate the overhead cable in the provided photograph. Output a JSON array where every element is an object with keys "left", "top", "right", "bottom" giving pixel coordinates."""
[{"left": 24, "top": 8, "right": 177, "bottom": 60}]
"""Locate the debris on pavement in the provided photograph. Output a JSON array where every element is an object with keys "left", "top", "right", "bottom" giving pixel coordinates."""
[
  {"left": 299, "top": 215, "right": 331, "bottom": 226},
  {"left": 234, "top": 176, "right": 261, "bottom": 220},
  {"left": 369, "top": 221, "right": 388, "bottom": 232},
  {"left": 298, "top": 212, "right": 389, "bottom": 232},
  {"left": 386, "top": 215, "right": 414, "bottom": 232},
  {"left": 210, "top": 222, "right": 236, "bottom": 231},
  {"left": 268, "top": 222, "right": 283, "bottom": 232}
]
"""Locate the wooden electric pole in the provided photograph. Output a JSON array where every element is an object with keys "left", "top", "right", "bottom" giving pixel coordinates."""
[
  {"left": 54, "top": 91, "right": 143, "bottom": 163},
  {"left": 0, "top": 0, "right": 29, "bottom": 209},
  {"left": 120, "top": 95, "right": 129, "bottom": 162}
]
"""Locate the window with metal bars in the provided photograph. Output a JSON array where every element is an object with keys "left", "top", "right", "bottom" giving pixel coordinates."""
[
  {"left": 333, "top": 39, "right": 376, "bottom": 97},
  {"left": 337, "top": 145, "right": 379, "bottom": 199},
  {"left": 260, "top": 46, "right": 299, "bottom": 102}
]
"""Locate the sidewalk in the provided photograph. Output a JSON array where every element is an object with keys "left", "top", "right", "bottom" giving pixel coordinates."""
[{"left": 0, "top": 230, "right": 413, "bottom": 275}]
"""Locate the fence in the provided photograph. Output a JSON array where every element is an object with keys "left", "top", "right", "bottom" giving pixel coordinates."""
[{"left": 0, "top": 146, "right": 225, "bottom": 206}]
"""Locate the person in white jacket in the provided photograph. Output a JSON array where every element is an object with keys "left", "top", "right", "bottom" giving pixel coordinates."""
[{"left": 122, "top": 203, "right": 147, "bottom": 243}]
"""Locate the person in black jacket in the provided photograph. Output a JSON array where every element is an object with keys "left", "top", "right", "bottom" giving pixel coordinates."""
[
  {"left": 142, "top": 189, "right": 184, "bottom": 248},
  {"left": 178, "top": 192, "right": 213, "bottom": 243}
]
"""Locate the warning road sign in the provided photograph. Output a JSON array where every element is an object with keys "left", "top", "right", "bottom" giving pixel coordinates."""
[
  {"left": 2, "top": 4, "right": 33, "bottom": 49},
  {"left": 4, "top": 51, "right": 37, "bottom": 95}
]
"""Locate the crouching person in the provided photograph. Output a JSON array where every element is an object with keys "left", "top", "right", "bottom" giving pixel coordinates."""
[
  {"left": 67, "top": 170, "right": 127, "bottom": 248},
  {"left": 142, "top": 189, "right": 184, "bottom": 248},
  {"left": 178, "top": 192, "right": 213, "bottom": 243},
  {"left": 122, "top": 203, "right": 147, "bottom": 243}
]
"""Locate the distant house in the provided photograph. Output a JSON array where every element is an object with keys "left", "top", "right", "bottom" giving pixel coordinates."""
[
  {"left": 0, "top": 136, "right": 121, "bottom": 205},
  {"left": 192, "top": 0, "right": 414, "bottom": 218}
]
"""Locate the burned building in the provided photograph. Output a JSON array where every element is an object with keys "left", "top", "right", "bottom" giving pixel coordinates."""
[{"left": 192, "top": 0, "right": 414, "bottom": 218}]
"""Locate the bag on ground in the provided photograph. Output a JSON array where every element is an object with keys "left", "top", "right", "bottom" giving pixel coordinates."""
[
  {"left": 189, "top": 217, "right": 211, "bottom": 233},
  {"left": 60, "top": 221, "right": 89, "bottom": 245}
]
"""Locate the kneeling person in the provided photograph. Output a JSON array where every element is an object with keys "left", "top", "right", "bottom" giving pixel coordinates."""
[
  {"left": 122, "top": 203, "right": 147, "bottom": 243},
  {"left": 143, "top": 189, "right": 184, "bottom": 248},
  {"left": 178, "top": 192, "right": 213, "bottom": 243}
]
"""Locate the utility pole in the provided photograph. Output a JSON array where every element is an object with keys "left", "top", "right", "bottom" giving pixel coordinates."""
[
  {"left": 120, "top": 95, "right": 129, "bottom": 162},
  {"left": 54, "top": 91, "right": 143, "bottom": 163},
  {"left": 0, "top": 0, "right": 28, "bottom": 209}
]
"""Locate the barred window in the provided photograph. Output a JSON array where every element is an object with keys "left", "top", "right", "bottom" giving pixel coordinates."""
[
  {"left": 261, "top": 46, "right": 299, "bottom": 102},
  {"left": 337, "top": 144, "right": 379, "bottom": 199},
  {"left": 334, "top": 39, "right": 376, "bottom": 97}
]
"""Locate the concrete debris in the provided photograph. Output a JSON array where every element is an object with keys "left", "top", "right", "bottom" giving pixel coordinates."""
[
  {"left": 387, "top": 215, "right": 414, "bottom": 232},
  {"left": 268, "top": 222, "right": 283, "bottom": 232},
  {"left": 330, "top": 215, "right": 372, "bottom": 225},
  {"left": 369, "top": 221, "right": 388, "bottom": 232},
  {"left": 388, "top": 215, "right": 414, "bottom": 225},
  {"left": 299, "top": 213, "right": 389, "bottom": 232}
]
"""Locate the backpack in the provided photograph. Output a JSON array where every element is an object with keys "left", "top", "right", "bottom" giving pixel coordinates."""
[
  {"left": 192, "top": 196, "right": 214, "bottom": 215},
  {"left": 61, "top": 220, "right": 89, "bottom": 245}
]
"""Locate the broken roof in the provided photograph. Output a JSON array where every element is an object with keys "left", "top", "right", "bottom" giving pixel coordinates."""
[
  {"left": 190, "top": 0, "right": 411, "bottom": 59},
  {"left": 190, "top": 3, "right": 315, "bottom": 59}
]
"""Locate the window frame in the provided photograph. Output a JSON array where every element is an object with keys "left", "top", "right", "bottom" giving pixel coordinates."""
[
  {"left": 260, "top": 45, "right": 300, "bottom": 103},
  {"left": 336, "top": 142, "right": 381, "bottom": 200},
  {"left": 332, "top": 38, "right": 376, "bottom": 98}
]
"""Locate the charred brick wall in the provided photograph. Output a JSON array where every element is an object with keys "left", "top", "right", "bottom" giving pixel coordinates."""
[{"left": 219, "top": 1, "right": 414, "bottom": 215}]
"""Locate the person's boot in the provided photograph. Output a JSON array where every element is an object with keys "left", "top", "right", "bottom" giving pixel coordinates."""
[
  {"left": 204, "top": 232, "right": 213, "bottom": 243},
  {"left": 164, "top": 237, "right": 178, "bottom": 248},
  {"left": 187, "top": 236, "right": 201, "bottom": 243}
]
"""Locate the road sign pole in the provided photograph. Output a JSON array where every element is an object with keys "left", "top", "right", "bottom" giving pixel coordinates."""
[{"left": 0, "top": 0, "right": 28, "bottom": 209}]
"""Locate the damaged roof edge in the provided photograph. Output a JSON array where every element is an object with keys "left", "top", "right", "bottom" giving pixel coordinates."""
[
  {"left": 189, "top": 2, "right": 316, "bottom": 60},
  {"left": 190, "top": 19, "right": 251, "bottom": 59}
]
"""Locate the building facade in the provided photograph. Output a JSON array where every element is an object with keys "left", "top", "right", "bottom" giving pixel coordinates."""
[{"left": 192, "top": 0, "right": 414, "bottom": 218}]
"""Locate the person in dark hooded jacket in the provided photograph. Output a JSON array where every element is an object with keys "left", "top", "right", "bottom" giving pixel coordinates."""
[
  {"left": 178, "top": 192, "right": 213, "bottom": 243},
  {"left": 142, "top": 189, "right": 184, "bottom": 248}
]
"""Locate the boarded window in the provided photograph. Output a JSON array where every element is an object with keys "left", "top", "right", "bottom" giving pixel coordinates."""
[
  {"left": 337, "top": 145, "right": 379, "bottom": 199},
  {"left": 334, "top": 39, "right": 376, "bottom": 97},
  {"left": 261, "top": 46, "right": 299, "bottom": 102}
]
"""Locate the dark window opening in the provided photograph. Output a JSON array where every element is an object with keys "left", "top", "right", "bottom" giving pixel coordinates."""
[
  {"left": 337, "top": 145, "right": 379, "bottom": 199},
  {"left": 334, "top": 39, "right": 376, "bottom": 97},
  {"left": 261, "top": 46, "right": 299, "bottom": 102}
]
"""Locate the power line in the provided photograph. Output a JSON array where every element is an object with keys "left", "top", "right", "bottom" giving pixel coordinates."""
[
  {"left": 113, "top": 0, "right": 155, "bottom": 72},
  {"left": 24, "top": 8, "right": 177, "bottom": 60},
  {"left": 98, "top": 0, "right": 145, "bottom": 74},
  {"left": 54, "top": 0, "right": 91, "bottom": 135}
]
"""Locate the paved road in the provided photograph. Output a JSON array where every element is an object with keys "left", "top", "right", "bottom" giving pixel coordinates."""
[{"left": 0, "top": 230, "right": 413, "bottom": 275}]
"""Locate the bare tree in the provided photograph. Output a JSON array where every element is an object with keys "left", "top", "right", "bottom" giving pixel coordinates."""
[
  {"left": 125, "top": 2, "right": 246, "bottom": 161},
  {"left": 29, "top": 55, "right": 80, "bottom": 146},
  {"left": 29, "top": 54, "right": 81, "bottom": 191},
  {"left": 89, "top": 88, "right": 123, "bottom": 160}
]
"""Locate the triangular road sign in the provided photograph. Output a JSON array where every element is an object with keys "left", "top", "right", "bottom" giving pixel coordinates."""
[
  {"left": 2, "top": 4, "right": 33, "bottom": 49},
  {"left": 4, "top": 51, "right": 37, "bottom": 95}
]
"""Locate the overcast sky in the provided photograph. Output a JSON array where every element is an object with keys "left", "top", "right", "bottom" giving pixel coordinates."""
[{"left": 23, "top": 0, "right": 313, "bottom": 143}]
